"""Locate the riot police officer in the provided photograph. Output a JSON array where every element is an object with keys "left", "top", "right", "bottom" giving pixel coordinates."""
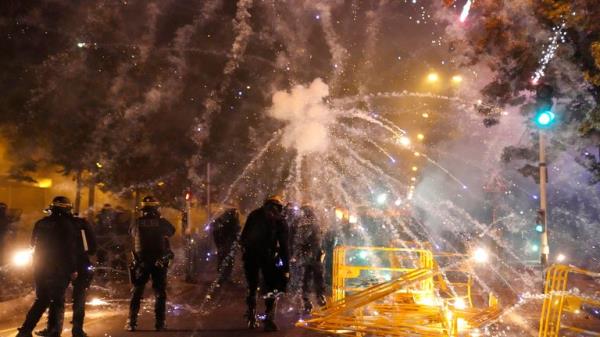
[
  {"left": 240, "top": 195, "right": 289, "bottom": 332},
  {"left": 36, "top": 215, "right": 97, "bottom": 337},
  {"left": 16, "top": 196, "right": 79, "bottom": 337},
  {"left": 293, "top": 205, "right": 326, "bottom": 314},
  {"left": 212, "top": 208, "right": 241, "bottom": 282},
  {"left": 125, "top": 196, "right": 175, "bottom": 332}
]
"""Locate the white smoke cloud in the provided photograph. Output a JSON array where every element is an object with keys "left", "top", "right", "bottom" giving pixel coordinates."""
[{"left": 268, "top": 78, "right": 337, "bottom": 155}]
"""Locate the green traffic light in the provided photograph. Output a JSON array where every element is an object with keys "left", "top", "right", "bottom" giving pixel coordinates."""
[
  {"left": 535, "top": 110, "right": 555, "bottom": 127},
  {"left": 535, "top": 224, "right": 543, "bottom": 233}
]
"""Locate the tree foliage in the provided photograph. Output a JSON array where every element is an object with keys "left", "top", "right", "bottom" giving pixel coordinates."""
[{"left": 441, "top": 0, "right": 600, "bottom": 183}]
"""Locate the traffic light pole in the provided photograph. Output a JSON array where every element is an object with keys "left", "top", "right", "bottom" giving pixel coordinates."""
[{"left": 539, "top": 130, "right": 549, "bottom": 271}]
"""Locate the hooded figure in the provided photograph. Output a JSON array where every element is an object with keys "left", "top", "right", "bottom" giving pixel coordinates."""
[{"left": 240, "top": 195, "right": 289, "bottom": 332}]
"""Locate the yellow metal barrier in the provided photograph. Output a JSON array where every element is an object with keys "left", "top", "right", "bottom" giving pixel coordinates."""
[
  {"left": 539, "top": 264, "right": 600, "bottom": 337},
  {"left": 332, "top": 245, "right": 435, "bottom": 302},
  {"left": 299, "top": 245, "right": 501, "bottom": 337}
]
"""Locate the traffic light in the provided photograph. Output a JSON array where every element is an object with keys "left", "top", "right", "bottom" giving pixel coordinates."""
[
  {"left": 534, "top": 110, "right": 556, "bottom": 127},
  {"left": 535, "top": 209, "right": 545, "bottom": 233}
]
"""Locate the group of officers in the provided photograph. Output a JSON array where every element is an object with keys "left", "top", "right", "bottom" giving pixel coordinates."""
[
  {"left": 212, "top": 195, "right": 327, "bottom": 331},
  {"left": 15, "top": 194, "right": 326, "bottom": 336}
]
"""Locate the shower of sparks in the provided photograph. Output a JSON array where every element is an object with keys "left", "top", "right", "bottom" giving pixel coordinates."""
[
  {"left": 459, "top": 0, "right": 473, "bottom": 23},
  {"left": 531, "top": 22, "right": 567, "bottom": 85}
]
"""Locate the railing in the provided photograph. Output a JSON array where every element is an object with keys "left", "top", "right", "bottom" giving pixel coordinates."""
[{"left": 539, "top": 264, "right": 600, "bottom": 337}]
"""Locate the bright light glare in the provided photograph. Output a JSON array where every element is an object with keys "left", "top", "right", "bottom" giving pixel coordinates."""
[
  {"left": 531, "top": 244, "right": 539, "bottom": 252},
  {"left": 417, "top": 133, "right": 425, "bottom": 141},
  {"left": 376, "top": 193, "right": 388, "bottom": 205},
  {"left": 535, "top": 111, "right": 556, "bottom": 127},
  {"left": 348, "top": 214, "right": 358, "bottom": 224},
  {"left": 459, "top": 0, "right": 472, "bottom": 22},
  {"left": 451, "top": 75, "right": 463, "bottom": 83},
  {"left": 398, "top": 136, "right": 411, "bottom": 147},
  {"left": 394, "top": 198, "right": 402, "bottom": 206},
  {"left": 87, "top": 297, "right": 109, "bottom": 306},
  {"left": 37, "top": 178, "right": 52, "bottom": 189},
  {"left": 556, "top": 254, "right": 566, "bottom": 262},
  {"left": 472, "top": 247, "right": 489, "bottom": 263},
  {"left": 335, "top": 208, "right": 344, "bottom": 220},
  {"left": 358, "top": 251, "right": 369, "bottom": 259},
  {"left": 426, "top": 73, "right": 439, "bottom": 82},
  {"left": 12, "top": 249, "right": 33, "bottom": 267},
  {"left": 454, "top": 298, "right": 467, "bottom": 310}
]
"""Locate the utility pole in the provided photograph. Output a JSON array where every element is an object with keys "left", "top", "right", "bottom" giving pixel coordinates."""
[
  {"left": 539, "top": 131, "right": 549, "bottom": 270},
  {"left": 87, "top": 182, "right": 95, "bottom": 223},
  {"left": 206, "top": 162, "right": 211, "bottom": 220},
  {"left": 74, "top": 170, "right": 82, "bottom": 215},
  {"left": 533, "top": 84, "right": 555, "bottom": 276},
  {"left": 183, "top": 190, "right": 194, "bottom": 283}
]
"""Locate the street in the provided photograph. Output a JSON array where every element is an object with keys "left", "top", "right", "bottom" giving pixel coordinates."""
[{"left": 0, "top": 276, "right": 324, "bottom": 337}]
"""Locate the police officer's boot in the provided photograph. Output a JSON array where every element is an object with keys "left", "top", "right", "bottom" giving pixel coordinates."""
[
  {"left": 263, "top": 297, "right": 279, "bottom": 332},
  {"left": 15, "top": 329, "right": 33, "bottom": 337},
  {"left": 245, "top": 298, "right": 258, "bottom": 329},
  {"left": 34, "top": 329, "right": 49, "bottom": 337},
  {"left": 124, "top": 319, "right": 136, "bottom": 332},
  {"left": 126, "top": 285, "right": 143, "bottom": 331},
  {"left": 244, "top": 295, "right": 259, "bottom": 329},
  {"left": 72, "top": 325, "right": 88, "bottom": 337},
  {"left": 302, "top": 296, "right": 313, "bottom": 315},
  {"left": 155, "top": 291, "right": 167, "bottom": 331},
  {"left": 316, "top": 294, "right": 327, "bottom": 307}
]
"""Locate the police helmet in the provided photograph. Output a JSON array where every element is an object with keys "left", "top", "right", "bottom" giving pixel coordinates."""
[
  {"left": 140, "top": 195, "right": 160, "bottom": 212},
  {"left": 50, "top": 196, "right": 73, "bottom": 214},
  {"left": 264, "top": 195, "right": 284, "bottom": 207}
]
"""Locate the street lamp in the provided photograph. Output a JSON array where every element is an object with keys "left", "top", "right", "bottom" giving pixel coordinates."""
[
  {"left": 398, "top": 136, "right": 411, "bottom": 147},
  {"left": 451, "top": 75, "right": 463, "bottom": 84},
  {"left": 426, "top": 72, "right": 439, "bottom": 83}
]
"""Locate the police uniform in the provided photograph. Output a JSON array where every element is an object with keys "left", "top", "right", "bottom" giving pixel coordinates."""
[
  {"left": 240, "top": 196, "right": 289, "bottom": 331},
  {"left": 126, "top": 197, "right": 175, "bottom": 331},
  {"left": 212, "top": 208, "right": 241, "bottom": 281},
  {"left": 293, "top": 206, "right": 326, "bottom": 313},
  {"left": 17, "top": 197, "right": 79, "bottom": 337},
  {"left": 37, "top": 217, "right": 97, "bottom": 337}
]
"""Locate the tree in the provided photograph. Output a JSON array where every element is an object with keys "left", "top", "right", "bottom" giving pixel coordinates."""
[{"left": 439, "top": 0, "right": 600, "bottom": 183}]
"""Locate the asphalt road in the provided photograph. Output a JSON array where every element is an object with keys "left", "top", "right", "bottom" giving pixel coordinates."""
[{"left": 0, "top": 277, "right": 326, "bottom": 337}]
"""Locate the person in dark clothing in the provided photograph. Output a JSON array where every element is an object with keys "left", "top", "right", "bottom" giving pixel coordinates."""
[
  {"left": 240, "top": 195, "right": 289, "bottom": 332},
  {"left": 16, "top": 196, "right": 79, "bottom": 337},
  {"left": 292, "top": 206, "right": 326, "bottom": 314},
  {"left": 212, "top": 208, "right": 241, "bottom": 282},
  {"left": 95, "top": 204, "right": 115, "bottom": 235},
  {"left": 36, "top": 217, "right": 97, "bottom": 337},
  {"left": 125, "top": 196, "right": 175, "bottom": 332}
]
